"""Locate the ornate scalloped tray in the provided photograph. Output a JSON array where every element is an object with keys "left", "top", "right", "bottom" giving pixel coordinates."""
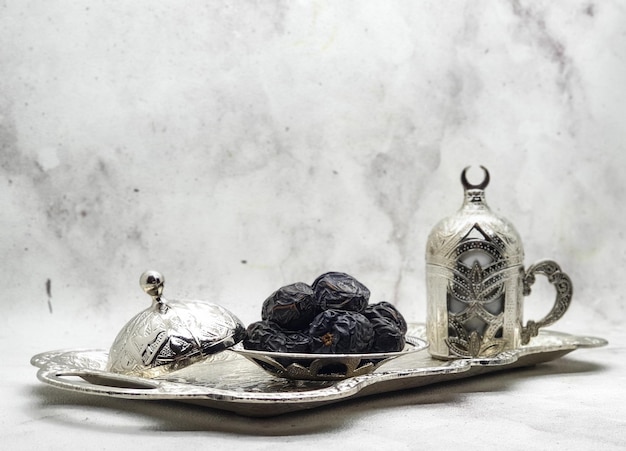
[{"left": 31, "top": 324, "right": 606, "bottom": 417}]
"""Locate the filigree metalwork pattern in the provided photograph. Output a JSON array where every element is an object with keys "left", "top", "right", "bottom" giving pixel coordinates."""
[
  {"left": 445, "top": 225, "right": 509, "bottom": 358},
  {"left": 521, "top": 260, "right": 573, "bottom": 344}
]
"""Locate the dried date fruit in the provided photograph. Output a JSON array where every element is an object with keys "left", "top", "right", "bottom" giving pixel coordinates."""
[
  {"left": 311, "top": 272, "right": 370, "bottom": 313},
  {"left": 243, "top": 320, "right": 312, "bottom": 353},
  {"left": 368, "top": 317, "right": 405, "bottom": 352},
  {"left": 363, "top": 301, "right": 408, "bottom": 334},
  {"left": 308, "top": 310, "right": 373, "bottom": 354},
  {"left": 261, "top": 282, "right": 317, "bottom": 331}
]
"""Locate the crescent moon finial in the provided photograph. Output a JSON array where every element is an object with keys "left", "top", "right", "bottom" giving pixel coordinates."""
[{"left": 461, "top": 166, "right": 490, "bottom": 190}]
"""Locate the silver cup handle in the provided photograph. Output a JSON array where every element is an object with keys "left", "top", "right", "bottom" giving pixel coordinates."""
[{"left": 521, "top": 260, "right": 573, "bottom": 345}]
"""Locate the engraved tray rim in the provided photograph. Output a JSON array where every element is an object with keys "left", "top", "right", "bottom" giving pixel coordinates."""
[{"left": 30, "top": 324, "right": 608, "bottom": 417}]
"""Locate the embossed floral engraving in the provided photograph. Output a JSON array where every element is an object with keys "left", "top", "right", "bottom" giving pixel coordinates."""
[{"left": 445, "top": 224, "right": 508, "bottom": 358}]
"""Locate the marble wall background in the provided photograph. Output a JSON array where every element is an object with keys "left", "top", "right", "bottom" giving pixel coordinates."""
[{"left": 2, "top": 1, "right": 624, "bottom": 348}]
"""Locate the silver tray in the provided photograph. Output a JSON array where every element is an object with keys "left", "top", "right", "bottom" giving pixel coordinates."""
[{"left": 31, "top": 324, "right": 607, "bottom": 417}]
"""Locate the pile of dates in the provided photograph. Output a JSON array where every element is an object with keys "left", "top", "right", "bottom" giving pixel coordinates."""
[{"left": 244, "top": 272, "right": 408, "bottom": 354}]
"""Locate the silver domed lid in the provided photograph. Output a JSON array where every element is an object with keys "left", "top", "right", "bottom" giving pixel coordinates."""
[
  {"left": 426, "top": 166, "right": 524, "bottom": 269},
  {"left": 107, "top": 270, "right": 245, "bottom": 378}
]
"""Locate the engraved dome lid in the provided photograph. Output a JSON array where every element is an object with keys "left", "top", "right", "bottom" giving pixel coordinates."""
[
  {"left": 107, "top": 270, "right": 245, "bottom": 378},
  {"left": 426, "top": 166, "right": 524, "bottom": 268}
]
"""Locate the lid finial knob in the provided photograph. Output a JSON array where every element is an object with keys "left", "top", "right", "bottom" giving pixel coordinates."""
[{"left": 140, "top": 270, "right": 165, "bottom": 301}]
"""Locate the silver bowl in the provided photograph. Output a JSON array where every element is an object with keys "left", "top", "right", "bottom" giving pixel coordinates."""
[{"left": 232, "top": 335, "right": 428, "bottom": 381}]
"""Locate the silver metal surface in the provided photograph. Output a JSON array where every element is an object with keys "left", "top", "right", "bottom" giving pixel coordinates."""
[
  {"left": 231, "top": 335, "right": 428, "bottom": 381},
  {"left": 521, "top": 260, "right": 573, "bottom": 344},
  {"left": 106, "top": 271, "right": 245, "bottom": 378},
  {"left": 426, "top": 167, "right": 573, "bottom": 359},
  {"left": 31, "top": 324, "right": 607, "bottom": 417}
]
